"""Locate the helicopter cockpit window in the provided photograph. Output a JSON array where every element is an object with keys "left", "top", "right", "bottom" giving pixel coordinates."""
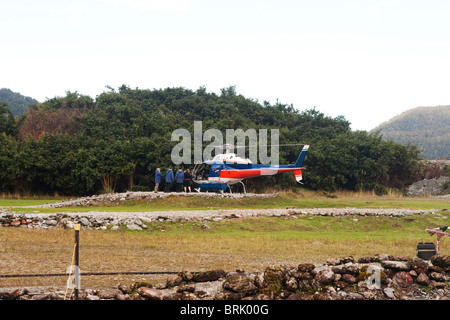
[{"left": 193, "top": 163, "right": 210, "bottom": 181}]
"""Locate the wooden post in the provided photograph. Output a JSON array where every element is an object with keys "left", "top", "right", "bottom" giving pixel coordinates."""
[{"left": 74, "top": 224, "right": 80, "bottom": 300}]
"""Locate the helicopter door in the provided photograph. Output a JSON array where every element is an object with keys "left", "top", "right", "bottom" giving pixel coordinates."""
[{"left": 193, "top": 163, "right": 210, "bottom": 182}]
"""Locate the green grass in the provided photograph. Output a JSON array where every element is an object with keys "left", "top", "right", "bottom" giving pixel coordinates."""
[
  {"left": 0, "top": 198, "right": 63, "bottom": 207},
  {"left": 6, "top": 190, "right": 449, "bottom": 213},
  {"left": 139, "top": 213, "right": 449, "bottom": 241}
]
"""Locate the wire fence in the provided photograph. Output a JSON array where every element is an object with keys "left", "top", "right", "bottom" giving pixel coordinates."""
[
  {"left": 0, "top": 223, "right": 193, "bottom": 299},
  {"left": 0, "top": 271, "right": 181, "bottom": 278}
]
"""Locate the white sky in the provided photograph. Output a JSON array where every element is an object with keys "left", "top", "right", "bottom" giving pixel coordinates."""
[{"left": 1, "top": 0, "right": 450, "bottom": 131}]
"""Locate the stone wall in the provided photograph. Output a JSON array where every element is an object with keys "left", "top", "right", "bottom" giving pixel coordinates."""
[
  {"left": 0, "top": 207, "right": 441, "bottom": 231},
  {"left": 1, "top": 254, "right": 449, "bottom": 300}
]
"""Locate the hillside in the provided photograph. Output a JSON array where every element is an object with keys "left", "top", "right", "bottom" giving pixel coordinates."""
[
  {"left": 371, "top": 105, "right": 450, "bottom": 159},
  {"left": 0, "top": 88, "right": 39, "bottom": 116}
]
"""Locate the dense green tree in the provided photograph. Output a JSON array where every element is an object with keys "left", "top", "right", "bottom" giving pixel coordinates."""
[
  {"left": 0, "top": 86, "right": 424, "bottom": 195},
  {"left": 0, "top": 103, "right": 17, "bottom": 136}
]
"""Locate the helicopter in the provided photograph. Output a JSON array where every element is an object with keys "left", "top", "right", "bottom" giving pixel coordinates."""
[{"left": 192, "top": 144, "right": 309, "bottom": 193}]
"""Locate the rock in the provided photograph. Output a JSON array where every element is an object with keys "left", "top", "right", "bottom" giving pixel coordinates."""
[
  {"left": 79, "top": 217, "right": 90, "bottom": 226},
  {"left": 333, "top": 273, "right": 341, "bottom": 282},
  {"left": 407, "top": 176, "right": 450, "bottom": 196},
  {"left": 429, "top": 265, "right": 443, "bottom": 273},
  {"left": 361, "top": 290, "right": 379, "bottom": 300},
  {"left": 431, "top": 255, "right": 450, "bottom": 268},
  {"left": 164, "top": 292, "right": 184, "bottom": 300},
  {"left": 166, "top": 275, "right": 183, "bottom": 288},
  {"left": 114, "top": 293, "right": 127, "bottom": 300},
  {"left": 381, "top": 260, "right": 411, "bottom": 271},
  {"left": 292, "top": 271, "right": 313, "bottom": 281},
  {"left": 326, "top": 258, "right": 342, "bottom": 266},
  {"left": 179, "top": 271, "right": 194, "bottom": 282},
  {"left": 0, "top": 289, "right": 27, "bottom": 300},
  {"left": 375, "top": 254, "right": 394, "bottom": 262},
  {"left": 315, "top": 269, "right": 335, "bottom": 285},
  {"left": 118, "top": 284, "right": 131, "bottom": 294},
  {"left": 138, "top": 287, "right": 162, "bottom": 300},
  {"left": 31, "top": 294, "right": 50, "bottom": 300},
  {"left": 223, "top": 274, "right": 258, "bottom": 296},
  {"left": 297, "top": 263, "right": 315, "bottom": 273},
  {"left": 10, "top": 220, "right": 21, "bottom": 227},
  {"left": 98, "top": 289, "right": 122, "bottom": 300},
  {"left": 383, "top": 288, "right": 395, "bottom": 299},
  {"left": 45, "top": 219, "right": 58, "bottom": 226},
  {"left": 348, "top": 292, "right": 364, "bottom": 300},
  {"left": 192, "top": 270, "right": 226, "bottom": 282},
  {"left": 331, "top": 262, "right": 360, "bottom": 275},
  {"left": 412, "top": 259, "right": 429, "bottom": 274},
  {"left": 341, "top": 256, "right": 355, "bottom": 264},
  {"left": 341, "top": 273, "right": 357, "bottom": 284},
  {"left": 126, "top": 223, "right": 142, "bottom": 231},
  {"left": 392, "top": 271, "right": 414, "bottom": 288},
  {"left": 416, "top": 273, "right": 430, "bottom": 285},
  {"left": 176, "top": 285, "right": 195, "bottom": 293},
  {"left": 286, "top": 293, "right": 303, "bottom": 300},
  {"left": 430, "top": 272, "right": 450, "bottom": 282},
  {"left": 286, "top": 277, "right": 298, "bottom": 292},
  {"left": 395, "top": 255, "right": 411, "bottom": 262},
  {"left": 64, "top": 220, "right": 74, "bottom": 229},
  {"left": 431, "top": 281, "right": 446, "bottom": 289},
  {"left": 262, "top": 267, "right": 287, "bottom": 296},
  {"left": 131, "top": 281, "right": 153, "bottom": 292},
  {"left": 358, "top": 257, "right": 376, "bottom": 263}
]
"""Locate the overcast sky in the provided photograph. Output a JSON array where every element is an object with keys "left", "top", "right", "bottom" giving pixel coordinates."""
[{"left": 2, "top": 0, "right": 450, "bottom": 131}]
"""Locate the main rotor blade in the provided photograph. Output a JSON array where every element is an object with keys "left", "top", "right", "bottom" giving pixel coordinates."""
[{"left": 234, "top": 143, "right": 306, "bottom": 149}]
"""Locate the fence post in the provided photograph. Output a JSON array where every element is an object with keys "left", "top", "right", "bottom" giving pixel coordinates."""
[{"left": 74, "top": 224, "right": 80, "bottom": 300}]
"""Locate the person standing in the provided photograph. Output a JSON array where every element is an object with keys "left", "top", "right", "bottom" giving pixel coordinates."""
[
  {"left": 183, "top": 168, "right": 193, "bottom": 193},
  {"left": 154, "top": 168, "right": 161, "bottom": 192},
  {"left": 165, "top": 166, "right": 174, "bottom": 193},
  {"left": 175, "top": 167, "right": 184, "bottom": 192}
]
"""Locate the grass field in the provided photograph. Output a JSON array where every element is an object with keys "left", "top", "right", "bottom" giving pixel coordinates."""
[
  {"left": 0, "top": 191, "right": 449, "bottom": 289},
  {"left": 3, "top": 190, "right": 449, "bottom": 212}
]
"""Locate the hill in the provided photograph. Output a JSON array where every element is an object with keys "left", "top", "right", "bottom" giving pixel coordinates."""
[
  {"left": 371, "top": 105, "right": 450, "bottom": 159},
  {"left": 0, "top": 88, "right": 39, "bottom": 116}
]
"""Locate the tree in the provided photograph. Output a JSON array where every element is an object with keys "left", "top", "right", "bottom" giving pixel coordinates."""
[
  {"left": 0, "top": 103, "right": 17, "bottom": 136},
  {"left": 0, "top": 86, "right": 425, "bottom": 195}
]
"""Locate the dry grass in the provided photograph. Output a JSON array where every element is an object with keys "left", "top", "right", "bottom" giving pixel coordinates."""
[
  {"left": 2, "top": 216, "right": 448, "bottom": 290},
  {"left": 1, "top": 191, "right": 447, "bottom": 291}
]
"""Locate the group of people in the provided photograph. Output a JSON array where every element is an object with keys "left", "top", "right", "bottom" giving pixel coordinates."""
[{"left": 154, "top": 166, "right": 194, "bottom": 193}]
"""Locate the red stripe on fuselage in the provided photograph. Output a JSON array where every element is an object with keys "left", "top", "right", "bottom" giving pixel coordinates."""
[{"left": 219, "top": 168, "right": 299, "bottom": 180}]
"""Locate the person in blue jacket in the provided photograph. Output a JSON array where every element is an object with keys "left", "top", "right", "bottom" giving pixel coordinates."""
[
  {"left": 164, "top": 166, "right": 174, "bottom": 193},
  {"left": 154, "top": 168, "right": 161, "bottom": 192},
  {"left": 175, "top": 167, "right": 184, "bottom": 192}
]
